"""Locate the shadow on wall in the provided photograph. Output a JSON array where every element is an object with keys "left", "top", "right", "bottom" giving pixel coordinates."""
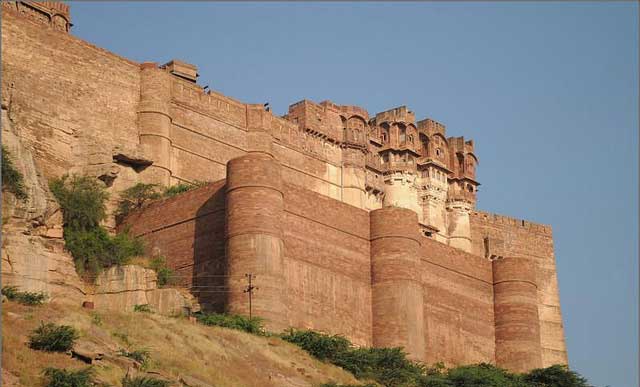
[{"left": 192, "top": 185, "right": 228, "bottom": 313}]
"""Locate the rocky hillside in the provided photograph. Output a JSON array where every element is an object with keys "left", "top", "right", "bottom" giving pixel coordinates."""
[{"left": 1, "top": 299, "right": 361, "bottom": 387}]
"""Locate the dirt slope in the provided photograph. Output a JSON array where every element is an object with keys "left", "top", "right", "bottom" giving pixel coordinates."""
[{"left": 1, "top": 300, "right": 361, "bottom": 387}]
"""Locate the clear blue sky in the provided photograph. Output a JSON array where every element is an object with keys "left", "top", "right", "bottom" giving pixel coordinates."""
[{"left": 71, "top": 2, "right": 638, "bottom": 386}]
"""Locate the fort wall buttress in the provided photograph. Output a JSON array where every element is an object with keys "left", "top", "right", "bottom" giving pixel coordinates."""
[
  {"left": 493, "top": 257, "right": 543, "bottom": 372},
  {"left": 225, "top": 134, "right": 288, "bottom": 332},
  {"left": 470, "top": 211, "right": 568, "bottom": 367},
  {"left": 370, "top": 207, "right": 425, "bottom": 361},
  {"left": 139, "top": 63, "right": 173, "bottom": 185}
]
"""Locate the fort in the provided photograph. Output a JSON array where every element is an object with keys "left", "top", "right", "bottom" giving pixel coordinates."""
[{"left": 1, "top": 1, "right": 567, "bottom": 373}]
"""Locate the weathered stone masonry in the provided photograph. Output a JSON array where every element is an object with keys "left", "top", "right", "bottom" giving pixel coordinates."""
[{"left": 1, "top": 1, "right": 567, "bottom": 372}]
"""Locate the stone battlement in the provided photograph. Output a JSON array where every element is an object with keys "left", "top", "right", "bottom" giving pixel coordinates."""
[{"left": 471, "top": 210, "right": 553, "bottom": 235}]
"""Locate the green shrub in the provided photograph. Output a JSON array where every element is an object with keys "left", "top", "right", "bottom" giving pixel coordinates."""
[
  {"left": 63, "top": 227, "right": 143, "bottom": 276},
  {"left": 1, "top": 285, "right": 47, "bottom": 305},
  {"left": 1, "top": 145, "right": 27, "bottom": 200},
  {"left": 282, "top": 329, "right": 424, "bottom": 386},
  {"left": 283, "top": 329, "right": 595, "bottom": 387},
  {"left": 134, "top": 304, "right": 152, "bottom": 313},
  {"left": 320, "top": 383, "right": 377, "bottom": 387},
  {"left": 334, "top": 347, "right": 424, "bottom": 387},
  {"left": 42, "top": 367, "right": 94, "bottom": 387},
  {"left": 163, "top": 183, "right": 194, "bottom": 198},
  {"left": 149, "top": 256, "right": 174, "bottom": 287},
  {"left": 50, "top": 175, "right": 145, "bottom": 276},
  {"left": 281, "top": 329, "right": 351, "bottom": 361},
  {"left": 118, "top": 348, "right": 151, "bottom": 369},
  {"left": 29, "top": 322, "right": 79, "bottom": 352},
  {"left": 116, "top": 183, "right": 161, "bottom": 220},
  {"left": 163, "top": 181, "right": 210, "bottom": 198},
  {"left": 122, "top": 375, "right": 171, "bottom": 387},
  {"left": 117, "top": 181, "right": 211, "bottom": 221},
  {"left": 50, "top": 175, "right": 108, "bottom": 231},
  {"left": 524, "top": 365, "right": 591, "bottom": 387},
  {"left": 1, "top": 285, "right": 19, "bottom": 299},
  {"left": 442, "top": 363, "right": 522, "bottom": 387},
  {"left": 196, "top": 312, "right": 265, "bottom": 335}
]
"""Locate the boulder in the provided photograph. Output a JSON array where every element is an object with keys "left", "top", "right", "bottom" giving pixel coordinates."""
[
  {"left": 94, "top": 265, "right": 198, "bottom": 315},
  {"left": 71, "top": 339, "right": 105, "bottom": 364},
  {"left": 94, "top": 265, "right": 157, "bottom": 312}
]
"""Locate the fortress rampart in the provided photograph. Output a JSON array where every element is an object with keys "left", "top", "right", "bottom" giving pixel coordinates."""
[
  {"left": 119, "top": 149, "right": 558, "bottom": 368},
  {"left": 2, "top": 2, "right": 567, "bottom": 371}
]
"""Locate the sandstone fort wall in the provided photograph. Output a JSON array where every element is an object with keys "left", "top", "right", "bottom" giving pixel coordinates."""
[
  {"left": 469, "top": 211, "right": 568, "bottom": 366},
  {"left": 120, "top": 169, "right": 546, "bottom": 368},
  {"left": 2, "top": 2, "right": 567, "bottom": 371}
]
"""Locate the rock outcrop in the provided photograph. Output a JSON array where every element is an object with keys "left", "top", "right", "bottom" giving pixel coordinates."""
[
  {"left": 94, "top": 265, "right": 199, "bottom": 316},
  {"left": 1, "top": 232, "right": 86, "bottom": 305}
]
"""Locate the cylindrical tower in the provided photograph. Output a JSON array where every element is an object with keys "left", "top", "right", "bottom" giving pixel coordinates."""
[
  {"left": 225, "top": 130, "right": 287, "bottom": 332},
  {"left": 138, "top": 62, "right": 172, "bottom": 186},
  {"left": 370, "top": 207, "right": 425, "bottom": 361},
  {"left": 493, "top": 257, "right": 543, "bottom": 373},
  {"left": 382, "top": 171, "right": 421, "bottom": 216},
  {"left": 446, "top": 200, "right": 472, "bottom": 252}
]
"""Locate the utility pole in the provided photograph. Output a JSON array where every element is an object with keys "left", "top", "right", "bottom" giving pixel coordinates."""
[{"left": 244, "top": 273, "right": 257, "bottom": 319}]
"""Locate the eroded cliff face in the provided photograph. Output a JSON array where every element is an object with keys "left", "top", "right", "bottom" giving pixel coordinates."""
[{"left": 2, "top": 106, "right": 86, "bottom": 304}]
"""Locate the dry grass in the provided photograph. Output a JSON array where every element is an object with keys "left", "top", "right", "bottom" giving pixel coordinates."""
[
  {"left": 2, "top": 300, "right": 361, "bottom": 387},
  {"left": 2, "top": 302, "right": 82, "bottom": 386}
]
